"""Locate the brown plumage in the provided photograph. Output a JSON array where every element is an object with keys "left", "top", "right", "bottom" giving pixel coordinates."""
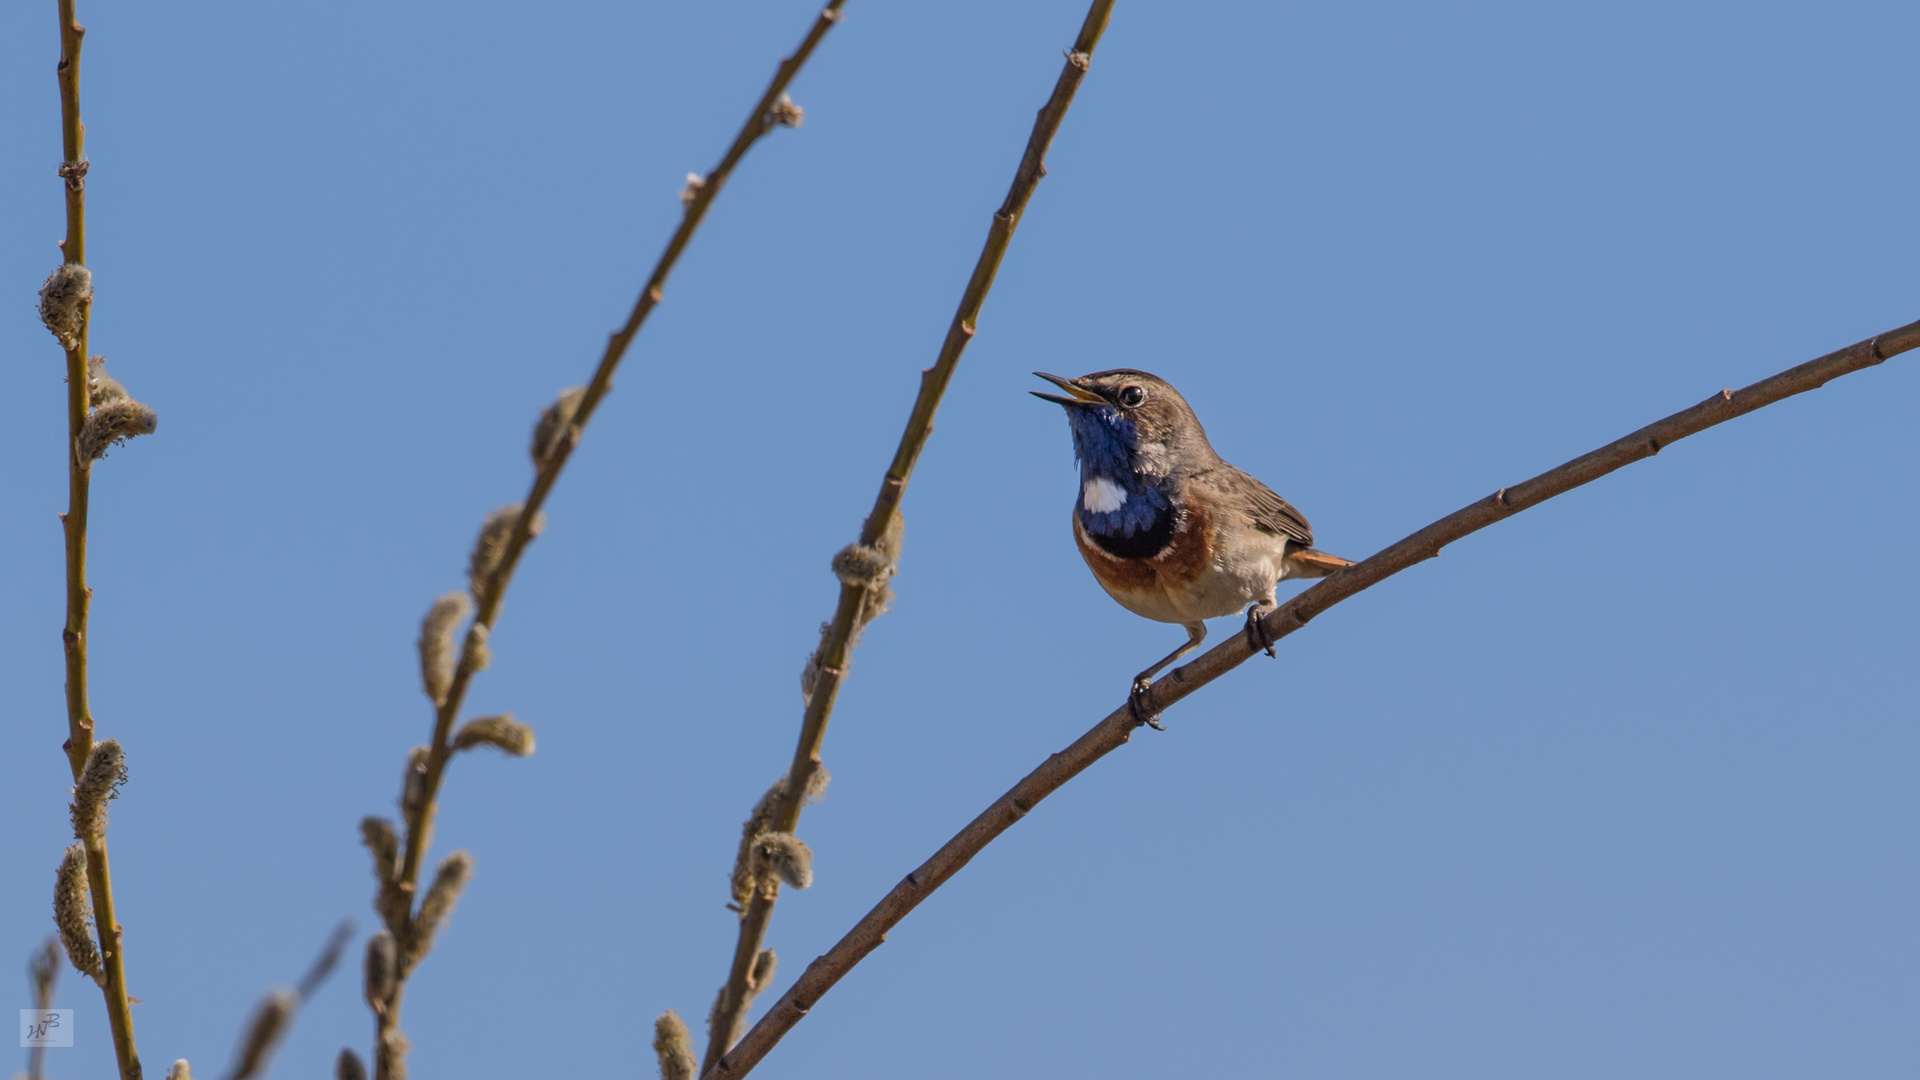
[{"left": 1034, "top": 369, "right": 1352, "bottom": 723}]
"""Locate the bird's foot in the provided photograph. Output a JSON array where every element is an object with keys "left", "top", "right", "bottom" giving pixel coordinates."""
[
  {"left": 1245, "top": 605, "right": 1277, "bottom": 658},
  {"left": 1129, "top": 675, "right": 1166, "bottom": 731}
]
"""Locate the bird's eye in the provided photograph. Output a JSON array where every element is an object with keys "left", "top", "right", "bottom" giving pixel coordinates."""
[{"left": 1117, "top": 385, "right": 1146, "bottom": 407}]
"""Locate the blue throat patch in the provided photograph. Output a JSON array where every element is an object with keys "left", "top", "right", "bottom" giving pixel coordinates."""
[{"left": 1065, "top": 405, "right": 1171, "bottom": 544}]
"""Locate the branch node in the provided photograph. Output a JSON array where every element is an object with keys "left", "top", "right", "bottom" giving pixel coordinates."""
[
  {"left": 767, "top": 94, "right": 804, "bottom": 129},
  {"left": 58, "top": 158, "right": 89, "bottom": 192},
  {"left": 1065, "top": 49, "right": 1092, "bottom": 70},
  {"left": 1646, "top": 437, "right": 1662, "bottom": 455}
]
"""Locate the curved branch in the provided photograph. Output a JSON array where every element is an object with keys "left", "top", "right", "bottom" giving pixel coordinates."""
[
  {"left": 708, "top": 317, "right": 1920, "bottom": 1078},
  {"left": 701, "top": 0, "right": 1118, "bottom": 1067}
]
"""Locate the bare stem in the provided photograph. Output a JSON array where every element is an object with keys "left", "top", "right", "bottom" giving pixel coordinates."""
[
  {"left": 51, "top": 4, "right": 140, "bottom": 1079},
  {"left": 700, "top": 0, "right": 1117, "bottom": 1068},
  {"left": 369, "top": 4, "right": 852, "bottom": 1073},
  {"left": 707, "top": 318, "right": 1920, "bottom": 1078}
]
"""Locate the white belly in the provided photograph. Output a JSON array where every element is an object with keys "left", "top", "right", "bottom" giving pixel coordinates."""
[{"left": 1097, "top": 522, "right": 1295, "bottom": 624}]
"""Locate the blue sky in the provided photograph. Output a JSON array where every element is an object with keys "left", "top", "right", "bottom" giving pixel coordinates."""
[{"left": 3, "top": 2, "right": 1916, "bottom": 1078}]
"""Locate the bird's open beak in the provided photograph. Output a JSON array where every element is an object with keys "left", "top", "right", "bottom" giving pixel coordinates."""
[{"left": 1030, "top": 371, "right": 1106, "bottom": 406}]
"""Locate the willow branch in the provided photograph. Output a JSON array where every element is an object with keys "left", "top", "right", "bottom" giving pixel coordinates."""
[
  {"left": 370, "top": 0, "right": 852, "bottom": 1066},
  {"left": 700, "top": 0, "right": 1118, "bottom": 1068},
  {"left": 50, "top": 5, "right": 141, "bottom": 1079},
  {"left": 709, "top": 318, "right": 1920, "bottom": 1078}
]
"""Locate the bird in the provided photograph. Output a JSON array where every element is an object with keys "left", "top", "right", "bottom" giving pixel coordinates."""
[{"left": 1032, "top": 369, "right": 1351, "bottom": 726}]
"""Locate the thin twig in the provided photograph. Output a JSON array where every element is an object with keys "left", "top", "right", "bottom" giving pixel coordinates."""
[
  {"left": 708, "top": 318, "right": 1920, "bottom": 1078},
  {"left": 370, "top": 2, "right": 853, "bottom": 1069},
  {"left": 51, "top": 4, "right": 140, "bottom": 1078},
  {"left": 26, "top": 938, "right": 60, "bottom": 1080},
  {"left": 699, "top": 0, "right": 1118, "bottom": 1067}
]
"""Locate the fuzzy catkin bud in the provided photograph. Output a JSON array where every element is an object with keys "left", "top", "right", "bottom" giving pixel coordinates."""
[
  {"left": 531, "top": 386, "right": 586, "bottom": 465},
  {"left": 831, "top": 543, "right": 890, "bottom": 589},
  {"left": 799, "top": 621, "right": 831, "bottom": 707},
  {"left": 167, "top": 1059, "right": 194, "bottom": 1080},
  {"left": 363, "top": 931, "right": 396, "bottom": 1015},
  {"left": 679, "top": 173, "right": 705, "bottom": 207},
  {"left": 769, "top": 94, "right": 804, "bottom": 129},
  {"left": 467, "top": 505, "right": 544, "bottom": 603},
  {"left": 335, "top": 1049, "right": 367, "bottom": 1080},
  {"left": 88, "top": 356, "right": 128, "bottom": 406},
  {"left": 359, "top": 817, "right": 399, "bottom": 881},
  {"left": 460, "top": 623, "right": 492, "bottom": 675},
  {"left": 408, "top": 851, "right": 472, "bottom": 963},
  {"left": 227, "top": 989, "right": 296, "bottom": 1080},
  {"left": 749, "top": 832, "right": 813, "bottom": 891},
  {"left": 748, "top": 948, "right": 778, "bottom": 998},
  {"left": 38, "top": 263, "right": 92, "bottom": 349},
  {"left": 729, "top": 770, "right": 829, "bottom": 910},
  {"left": 361, "top": 817, "right": 409, "bottom": 931},
  {"left": 399, "top": 747, "right": 430, "bottom": 820},
  {"left": 78, "top": 399, "right": 158, "bottom": 463},
  {"left": 731, "top": 780, "right": 784, "bottom": 910},
  {"left": 53, "top": 845, "right": 103, "bottom": 984},
  {"left": 70, "top": 738, "right": 127, "bottom": 841},
  {"left": 417, "top": 591, "right": 470, "bottom": 706},
  {"left": 652, "top": 1010, "right": 698, "bottom": 1080},
  {"left": 452, "top": 714, "right": 535, "bottom": 756}
]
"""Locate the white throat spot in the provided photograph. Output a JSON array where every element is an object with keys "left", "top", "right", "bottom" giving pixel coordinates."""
[{"left": 1083, "top": 476, "right": 1128, "bottom": 513}]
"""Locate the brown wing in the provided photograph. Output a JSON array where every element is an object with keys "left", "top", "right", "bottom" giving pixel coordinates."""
[{"left": 1207, "top": 463, "right": 1313, "bottom": 546}]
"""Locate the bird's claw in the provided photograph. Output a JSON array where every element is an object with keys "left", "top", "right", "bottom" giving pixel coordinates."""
[
  {"left": 1129, "top": 677, "right": 1165, "bottom": 731},
  {"left": 1245, "top": 606, "right": 1277, "bottom": 658}
]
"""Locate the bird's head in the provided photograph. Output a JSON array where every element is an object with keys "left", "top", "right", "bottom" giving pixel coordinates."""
[{"left": 1031, "top": 369, "right": 1213, "bottom": 482}]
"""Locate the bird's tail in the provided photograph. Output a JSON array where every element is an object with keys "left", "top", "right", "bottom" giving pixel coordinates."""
[{"left": 1286, "top": 547, "right": 1354, "bottom": 578}]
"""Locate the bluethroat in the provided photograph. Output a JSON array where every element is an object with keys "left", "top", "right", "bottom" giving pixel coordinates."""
[{"left": 1033, "top": 370, "right": 1352, "bottom": 727}]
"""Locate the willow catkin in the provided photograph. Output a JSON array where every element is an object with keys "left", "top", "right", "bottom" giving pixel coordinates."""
[
  {"left": 52, "top": 845, "right": 102, "bottom": 983},
  {"left": 335, "top": 1049, "right": 367, "bottom": 1080},
  {"left": 77, "top": 399, "right": 157, "bottom": 462},
  {"left": 363, "top": 931, "right": 396, "bottom": 1015},
  {"left": 749, "top": 832, "right": 813, "bottom": 891},
  {"left": 729, "top": 770, "right": 829, "bottom": 910},
  {"left": 467, "top": 505, "right": 544, "bottom": 602},
  {"left": 38, "top": 263, "right": 92, "bottom": 349},
  {"left": 531, "top": 386, "right": 586, "bottom": 465},
  {"left": 69, "top": 738, "right": 126, "bottom": 841},
  {"left": 407, "top": 851, "right": 472, "bottom": 964},
  {"left": 452, "top": 714, "right": 535, "bottom": 756},
  {"left": 358, "top": 817, "right": 399, "bottom": 883},
  {"left": 747, "top": 948, "right": 778, "bottom": 999},
  {"left": 225, "top": 988, "right": 295, "bottom": 1080},
  {"left": 399, "top": 747, "right": 430, "bottom": 821},
  {"left": 652, "top": 1010, "right": 698, "bottom": 1080},
  {"left": 417, "top": 592, "right": 471, "bottom": 706},
  {"left": 87, "top": 356, "right": 128, "bottom": 406}
]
